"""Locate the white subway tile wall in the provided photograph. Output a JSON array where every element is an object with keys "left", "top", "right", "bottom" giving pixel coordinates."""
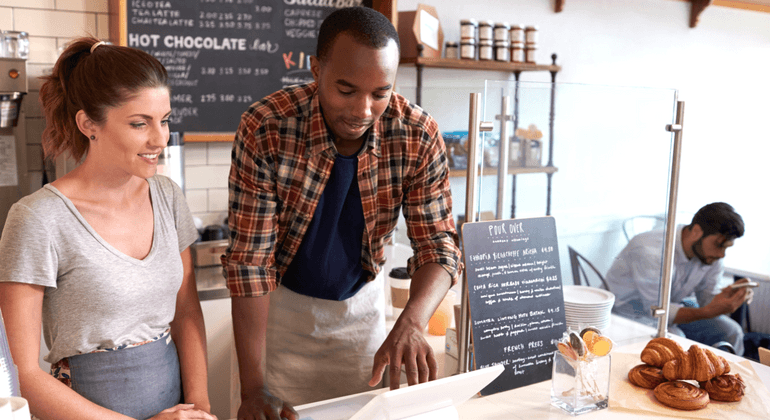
[
  {"left": 56, "top": 0, "right": 109, "bottom": 13},
  {"left": 207, "top": 142, "right": 232, "bottom": 165},
  {"left": 1, "top": 8, "right": 14, "bottom": 31},
  {"left": 13, "top": 9, "right": 96, "bottom": 38},
  {"left": 2, "top": 0, "right": 55, "bottom": 9},
  {"left": 184, "top": 142, "right": 233, "bottom": 227}
]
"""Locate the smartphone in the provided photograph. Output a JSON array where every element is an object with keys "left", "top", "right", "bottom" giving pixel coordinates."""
[{"left": 729, "top": 281, "right": 759, "bottom": 289}]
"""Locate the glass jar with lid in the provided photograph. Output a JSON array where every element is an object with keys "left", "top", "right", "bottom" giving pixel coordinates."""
[
  {"left": 494, "top": 40, "right": 509, "bottom": 62},
  {"left": 525, "top": 43, "right": 537, "bottom": 63},
  {"left": 525, "top": 25, "right": 539, "bottom": 44},
  {"left": 445, "top": 41, "right": 459, "bottom": 59},
  {"left": 509, "top": 24, "right": 524, "bottom": 43},
  {"left": 460, "top": 38, "right": 476, "bottom": 60},
  {"left": 479, "top": 39, "right": 494, "bottom": 61},
  {"left": 478, "top": 20, "right": 494, "bottom": 40},
  {"left": 493, "top": 23, "right": 510, "bottom": 43},
  {"left": 511, "top": 42, "right": 524, "bottom": 63},
  {"left": 460, "top": 19, "right": 478, "bottom": 40}
]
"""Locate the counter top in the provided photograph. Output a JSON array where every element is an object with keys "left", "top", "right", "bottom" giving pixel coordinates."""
[
  {"left": 290, "top": 315, "right": 770, "bottom": 420},
  {"left": 195, "top": 265, "right": 230, "bottom": 301}
]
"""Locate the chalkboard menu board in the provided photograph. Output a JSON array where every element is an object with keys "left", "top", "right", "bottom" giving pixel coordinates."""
[
  {"left": 118, "top": 0, "right": 371, "bottom": 134},
  {"left": 462, "top": 217, "right": 567, "bottom": 395}
]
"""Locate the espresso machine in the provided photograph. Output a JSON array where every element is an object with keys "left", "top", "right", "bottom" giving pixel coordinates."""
[{"left": 0, "top": 35, "right": 29, "bottom": 235}]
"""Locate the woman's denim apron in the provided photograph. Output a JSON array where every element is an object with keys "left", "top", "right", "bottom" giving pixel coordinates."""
[{"left": 60, "top": 334, "right": 182, "bottom": 419}]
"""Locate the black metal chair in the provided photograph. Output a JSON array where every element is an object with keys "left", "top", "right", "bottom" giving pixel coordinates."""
[{"left": 568, "top": 246, "right": 611, "bottom": 291}]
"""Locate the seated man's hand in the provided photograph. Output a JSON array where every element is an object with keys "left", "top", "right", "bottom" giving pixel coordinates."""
[
  {"left": 709, "top": 285, "right": 749, "bottom": 316},
  {"left": 238, "top": 387, "right": 297, "bottom": 420},
  {"left": 369, "top": 318, "right": 437, "bottom": 390},
  {"left": 730, "top": 277, "right": 755, "bottom": 304}
]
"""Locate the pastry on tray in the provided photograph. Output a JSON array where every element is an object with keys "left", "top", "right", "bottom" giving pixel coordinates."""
[
  {"left": 641, "top": 337, "right": 686, "bottom": 368},
  {"left": 662, "top": 344, "right": 730, "bottom": 382},
  {"left": 699, "top": 373, "right": 746, "bottom": 402},
  {"left": 653, "top": 381, "right": 709, "bottom": 411},
  {"left": 628, "top": 364, "right": 667, "bottom": 389}
]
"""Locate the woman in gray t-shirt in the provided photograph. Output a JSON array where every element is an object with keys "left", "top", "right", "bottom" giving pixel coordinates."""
[{"left": 0, "top": 38, "right": 215, "bottom": 420}]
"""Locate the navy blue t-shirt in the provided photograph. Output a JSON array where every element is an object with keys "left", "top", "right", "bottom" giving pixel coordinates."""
[{"left": 280, "top": 145, "right": 368, "bottom": 301}]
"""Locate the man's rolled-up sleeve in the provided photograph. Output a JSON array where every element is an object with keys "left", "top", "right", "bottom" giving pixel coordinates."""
[
  {"left": 222, "top": 116, "right": 280, "bottom": 297},
  {"left": 402, "top": 130, "right": 462, "bottom": 285}
]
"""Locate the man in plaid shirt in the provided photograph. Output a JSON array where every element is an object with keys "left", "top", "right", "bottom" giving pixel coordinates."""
[{"left": 222, "top": 7, "right": 462, "bottom": 419}]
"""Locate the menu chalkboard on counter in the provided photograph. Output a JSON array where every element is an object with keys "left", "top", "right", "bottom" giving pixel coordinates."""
[
  {"left": 462, "top": 217, "right": 567, "bottom": 395},
  {"left": 114, "top": 0, "right": 372, "bottom": 138}
]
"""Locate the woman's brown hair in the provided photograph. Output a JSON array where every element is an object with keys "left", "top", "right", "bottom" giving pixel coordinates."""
[{"left": 39, "top": 37, "right": 169, "bottom": 162}]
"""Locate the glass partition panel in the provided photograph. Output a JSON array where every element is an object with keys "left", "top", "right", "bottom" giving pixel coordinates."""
[
  {"left": 479, "top": 80, "right": 679, "bottom": 346},
  {"left": 396, "top": 79, "right": 679, "bottom": 352}
]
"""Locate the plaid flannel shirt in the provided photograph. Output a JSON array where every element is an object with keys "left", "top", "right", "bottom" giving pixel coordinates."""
[{"left": 222, "top": 82, "right": 462, "bottom": 297}]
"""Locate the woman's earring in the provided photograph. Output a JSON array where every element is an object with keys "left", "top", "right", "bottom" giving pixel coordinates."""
[{"left": 90, "top": 135, "right": 96, "bottom": 140}]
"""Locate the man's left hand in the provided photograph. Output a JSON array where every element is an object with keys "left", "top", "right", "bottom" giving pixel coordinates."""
[{"left": 369, "top": 318, "right": 438, "bottom": 390}]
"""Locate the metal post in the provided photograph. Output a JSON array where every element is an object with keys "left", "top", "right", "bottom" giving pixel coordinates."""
[
  {"left": 653, "top": 99, "right": 685, "bottom": 338},
  {"left": 416, "top": 45, "right": 424, "bottom": 107},
  {"left": 546, "top": 54, "right": 558, "bottom": 215},
  {"left": 459, "top": 93, "right": 493, "bottom": 373},
  {"left": 510, "top": 72, "right": 521, "bottom": 219},
  {"left": 496, "top": 96, "right": 511, "bottom": 220}
]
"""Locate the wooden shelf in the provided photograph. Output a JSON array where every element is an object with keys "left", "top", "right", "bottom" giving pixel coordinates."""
[
  {"left": 399, "top": 57, "right": 561, "bottom": 73},
  {"left": 449, "top": 166, "right": 558, "bottom": 178}
]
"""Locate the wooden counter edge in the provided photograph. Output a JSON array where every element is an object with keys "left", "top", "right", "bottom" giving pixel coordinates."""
[{"left": 184, "top": 133, "right": 235, "bottom": 142}]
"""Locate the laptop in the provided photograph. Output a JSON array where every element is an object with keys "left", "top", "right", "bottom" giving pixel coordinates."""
[{"left": 296, "top": 364, "right": 505, "bottom": 420}]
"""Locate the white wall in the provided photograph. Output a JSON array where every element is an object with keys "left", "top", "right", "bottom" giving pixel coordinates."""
[{"left": 395, "top": 0, "right": 770, "bottom": 277}]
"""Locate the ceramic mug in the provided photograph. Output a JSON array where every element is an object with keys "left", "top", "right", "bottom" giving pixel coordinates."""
[{"left": 0, "top": 397, "right": 30, "bottom": 420}]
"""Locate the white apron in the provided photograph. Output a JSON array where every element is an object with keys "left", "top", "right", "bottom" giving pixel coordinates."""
[{"left": 266, "top": 273, "right": 387, "bottom": 406}]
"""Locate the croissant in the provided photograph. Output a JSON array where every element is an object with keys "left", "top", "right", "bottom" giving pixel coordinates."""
[
  {"left": 641, "top": 338, "right": 686, "bottom": 368},
  {"left": 662, "top": 344, "right": 730, "bottom": 382},
  {"left": 628, "top": 364, "right": 667, "bottom": 389},
  {"left": 699, "top": 373, "right": 745, "bottom": 402}
]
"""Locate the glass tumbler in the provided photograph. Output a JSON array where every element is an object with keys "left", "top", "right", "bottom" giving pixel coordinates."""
[{"left": 550, "top": 350, "right": 611, "bottom": 415}]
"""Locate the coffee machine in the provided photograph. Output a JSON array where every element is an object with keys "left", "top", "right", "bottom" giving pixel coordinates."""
[{"left": 0, "top": 55, "right": 28, "bottom": 235}]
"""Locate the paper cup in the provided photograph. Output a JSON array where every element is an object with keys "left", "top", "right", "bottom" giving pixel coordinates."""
[{"left": 389, "top": 277, "right": 411, "bottom": 318}]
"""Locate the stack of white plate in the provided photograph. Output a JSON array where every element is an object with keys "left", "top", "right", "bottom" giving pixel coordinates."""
[
  {"left": 1, "top": 311, "right": 21, "bottom": 398},
  {"left": 562, "top": 285, "right": 615, "bottom": 333}
]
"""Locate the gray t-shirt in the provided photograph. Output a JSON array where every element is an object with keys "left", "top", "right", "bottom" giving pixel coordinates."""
[{"left": 0, "top": 175, "right": 198, "bottom": 363}]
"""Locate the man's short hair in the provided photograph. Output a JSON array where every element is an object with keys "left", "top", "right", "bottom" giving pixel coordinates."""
[
  {"left": 689, "top": 202, "right": 744, "bottom": 239},
  {"left": 316, "top": 6, "right": 400, "bottom": 61}
]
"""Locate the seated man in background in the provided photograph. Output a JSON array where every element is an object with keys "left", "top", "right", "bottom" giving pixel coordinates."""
[{"left": 606, "top": 202, "right": 753, "bottom": 355}]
